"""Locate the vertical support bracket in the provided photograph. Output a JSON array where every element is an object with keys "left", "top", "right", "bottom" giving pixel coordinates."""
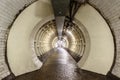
[{"left": 51, "top": 0, "right": 70, "bottom": 40}]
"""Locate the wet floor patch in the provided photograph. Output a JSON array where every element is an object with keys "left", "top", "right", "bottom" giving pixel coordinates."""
[{"left": 15, "top": 48, "right": 107, "bottom": 80}]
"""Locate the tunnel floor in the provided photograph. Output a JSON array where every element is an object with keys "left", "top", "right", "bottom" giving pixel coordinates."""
[{"left": 15, "top": 48, "right": 107, "bottom": 80}]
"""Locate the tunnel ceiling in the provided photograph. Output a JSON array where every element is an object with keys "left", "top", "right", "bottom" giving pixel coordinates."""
[{"left": 0, "top": 0, "right": 120, "bottom": 79}]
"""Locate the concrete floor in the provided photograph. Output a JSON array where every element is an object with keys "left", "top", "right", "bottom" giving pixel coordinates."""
[{"left": 15, "top": 48, "right": 107, "bottom": 80}]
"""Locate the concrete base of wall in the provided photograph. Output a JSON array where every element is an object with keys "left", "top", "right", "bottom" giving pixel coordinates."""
[
  {"left": 2, "top": 73, "right": 15, "bottom": 80},
  {"left": 107, "top": 72, "right": 120, "bottom": 80}
]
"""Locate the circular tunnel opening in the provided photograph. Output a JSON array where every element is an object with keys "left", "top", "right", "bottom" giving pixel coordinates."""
[{"left": 31, "top": 19, "right": 90, "bottom": 62}]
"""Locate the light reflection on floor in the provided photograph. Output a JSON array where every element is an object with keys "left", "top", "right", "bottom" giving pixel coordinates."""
[{"left": 15, "top": 48, "right": 106, "bottom": 80}]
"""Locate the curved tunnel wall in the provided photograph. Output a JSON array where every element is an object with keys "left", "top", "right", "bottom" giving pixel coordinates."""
[
  {"left": 0, "top": 0, "right": 119, "bottom": 79},
  {"left": 76, "top": 4, "right": 114, "bottom": 75},
  {"left": 7, "top": 1, "right": 53, "bottom": 76},
  {"left": 0, "top": 0, "right": 36, "bottom": 79},
  {"left": 89, "top": 0, "right": 120, "bottom": 77}
]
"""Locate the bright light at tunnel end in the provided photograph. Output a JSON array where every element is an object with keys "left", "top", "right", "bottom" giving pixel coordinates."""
[{"left": 55, "top": 39, "right": 66, "bottom": 48}]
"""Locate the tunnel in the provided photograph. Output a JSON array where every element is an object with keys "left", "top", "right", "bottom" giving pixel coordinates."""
[{"left": 0, "top": 0, "right": 120, "bottom": 80}]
